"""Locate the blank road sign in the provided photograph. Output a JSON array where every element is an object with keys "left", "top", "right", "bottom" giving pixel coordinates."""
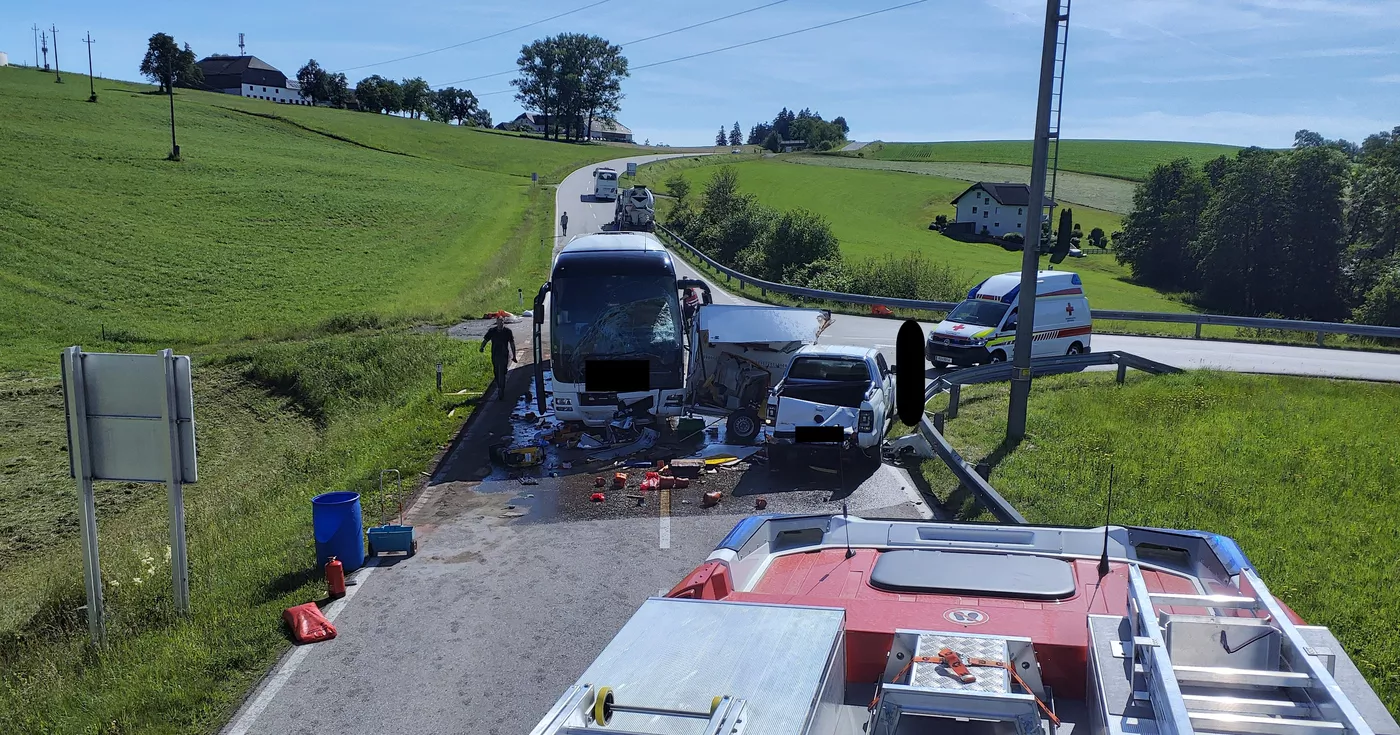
[{"left": 64, "top": 352, "right": 197, "bottom": 483}]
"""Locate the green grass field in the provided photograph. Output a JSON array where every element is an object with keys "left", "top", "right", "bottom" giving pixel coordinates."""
[
  {"left": 0, "top": 65, "right": 573, "bottom": 732},
  {"left": 642, "top": 156, "right": 1188, "bottom": 313},
  {"left": 921, "top": 371, "right": 1400, "bottom": 713},
  {"left": 0, "top": 66, "right": 616, "bottom": 375},
  {"left": 787, "top": 155, "right": 1137, "bottom": 214},
  {"left": 864, "top": 139, "right": 1244, "bottom": 181}
]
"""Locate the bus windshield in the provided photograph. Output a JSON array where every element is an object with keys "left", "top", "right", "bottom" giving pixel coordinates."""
[
  {"left": 947, "top": 300, "right": 1010, "bottom": 328},
  {"left": 597, "top": 171, "right": 617, "bottom": 181},
  {"left": 552, "top": 275, "right": 683, "bottom": 385}
]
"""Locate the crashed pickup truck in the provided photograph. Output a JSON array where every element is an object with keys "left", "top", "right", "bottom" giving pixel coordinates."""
[
  {"left": 685, "top": 304, "right": 831, "bottom": 443},
  {"left": 766, "top": 344, "right": 894, "bottom": 463}
]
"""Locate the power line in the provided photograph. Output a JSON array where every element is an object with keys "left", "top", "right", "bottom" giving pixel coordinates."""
[
  {"left": 630, "top": 0, "right": 929, "bottom": 71},
  {"left": 619, "top": 0, "right": 791, "bottom": 47},
  {"left": 337, "top": 1, "right": 614, "bottom": 74},
  {"left": 472, "top": 0, "right": 927, "bottom": 98},
  {"left": 430, "top": 0, "right": 793, "bottom": 88}
]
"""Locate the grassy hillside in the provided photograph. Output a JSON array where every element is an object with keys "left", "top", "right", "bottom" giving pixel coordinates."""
[
  {"left": 924, "top": 371, "right": 1400, "bottom": 713},
  {"left": 645, "top": 157, "right": 1186, "bottom": 313},
  {"left": 787, "top": 155, "right": 1136, "bottom": 214},
  {"left": 865, "top": 139, "right": 1244, "bottom": 181},
  {"left": 0, "top": 66, "right": 616, "bottom": 374},
  {"left": 0, "top": 65, "right": 581, "bottom": 733}
]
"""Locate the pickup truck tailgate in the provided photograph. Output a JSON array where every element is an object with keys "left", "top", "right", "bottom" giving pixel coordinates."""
[{"left": 775, "top": 396, "right": 858, "bottom": 433}]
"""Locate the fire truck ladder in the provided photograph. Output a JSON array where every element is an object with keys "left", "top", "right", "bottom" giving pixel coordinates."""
[{"left": 1043, "top": 0, "right": 1071, "bottom": 222}]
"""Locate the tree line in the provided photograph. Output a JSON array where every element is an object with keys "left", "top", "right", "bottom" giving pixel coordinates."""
[
  {"left": 744, "top": 108, "right": 850, "bottom": 152},
  {"left": 511, "top": 33, "right": 628, "bottom": 141},
  {"left": 136, "top": 34, "right": 491, "bottom": 126},
  {"left": 666, "top": 167, "right": 969, "bottom": 303},
  {"left": 1115, "top": 127, "right": 1400, "bottom": 325}
]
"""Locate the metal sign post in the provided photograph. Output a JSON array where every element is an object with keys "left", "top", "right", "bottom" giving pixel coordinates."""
[{"left": 61, "top": 347, "right": 198, "bottom": 643}]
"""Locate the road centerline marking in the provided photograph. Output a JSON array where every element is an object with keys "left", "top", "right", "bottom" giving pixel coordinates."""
[{"left": 659, "top": 486, "right": 671, "bottom": 549}]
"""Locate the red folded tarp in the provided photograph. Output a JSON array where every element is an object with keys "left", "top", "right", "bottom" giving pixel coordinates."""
[{"left": 283, "top": 602, "right": 337, "bottom": 644}]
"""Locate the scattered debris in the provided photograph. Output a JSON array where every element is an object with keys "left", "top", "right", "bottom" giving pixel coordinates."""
[
  {"left": 755, "top": 497, "right": 768, "bottom": 510},
  {"left": 577, "top": 434, "right": 606, "bottom": 450},
  {"left": 586, "top": 428, "right": 658, "bottom": 462},
  {"left": 612, "top": 472, "right": 628, "bottom": 489},
  {"left": 698, "top": 444, "right": 762, "bottom": 462},
  {"left": 702, "top": 491, "right": 722, "bottom": 508},
  {"left": 560, "top": 461, "right": 572, "bottom": 470},
  {"left": 668, "top": 459, "right": 704, "bottom": 478},
  {"left": 624, "top": 460, "right": 653, "bottom": 468},
  {"left": 595, "top": 476, "right": 606, "bottom": 488},
  {"left": 518, "top": 477, "right": 539, "bottom": 486},
  {"left": 505, "top": 504, "right": 517, "bottom": 510},
  {"left": 590, "top": 492, "right": 606, "bottom": 502}
]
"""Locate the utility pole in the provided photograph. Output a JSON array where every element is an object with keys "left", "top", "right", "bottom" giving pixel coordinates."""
[
  {"left": 32, "top": 24, "right": 40, "bottom": 70},
  {"left": 83, "top": 33, "right": 97, "bottom": 102},
  {"left": 41, "top": 31, "right": 49, "bottom": 71},
  {"left": 1006, "top": 0, "right": 1068, "bottom": 443},
  {"left": 51, "top": 25, "right": 62, "bottom": 82},
  {"left": 167, "top": 55, "right": 180, "bottom": 160}
]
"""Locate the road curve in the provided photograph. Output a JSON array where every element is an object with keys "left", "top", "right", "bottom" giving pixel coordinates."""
[{"left": 554, "top": 158, "right": 1400, "bottom": 383}]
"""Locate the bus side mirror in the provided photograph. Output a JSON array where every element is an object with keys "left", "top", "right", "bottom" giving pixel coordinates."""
[{"left": 534, "top": 309, "right": 544, "bottom": 325}]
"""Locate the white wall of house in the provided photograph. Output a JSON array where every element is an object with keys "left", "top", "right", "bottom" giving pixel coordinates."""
[
  {"left": 239, "top": 83, "right": 312, "bottom": 105},
  {"left": 953, "top": 188, "right": 1027, "bottom": 238}
]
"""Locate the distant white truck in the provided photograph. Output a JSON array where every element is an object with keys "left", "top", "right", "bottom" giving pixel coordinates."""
[
  {"left": 592, "top": 167, "right": 619, "bottom": 200},
  {"left": 613, "top": 185, "right": 655, "bottom": 232},
  {"left": 766, "top": 344, "right": 895, "bottom": 465}
]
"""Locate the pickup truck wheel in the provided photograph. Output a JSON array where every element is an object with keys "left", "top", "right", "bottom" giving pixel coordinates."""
[{"left": 725, "top": 410, "right": 760, "bottom": 444}]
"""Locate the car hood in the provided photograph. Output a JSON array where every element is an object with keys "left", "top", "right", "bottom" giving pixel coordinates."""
[{"left": 931, "top": 321, "right": 998, "bottom": 340}]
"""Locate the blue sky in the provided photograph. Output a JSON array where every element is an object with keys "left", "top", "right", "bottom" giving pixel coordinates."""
[{"left": 4, "top": 0, "right": 1397, "bottom": 147}]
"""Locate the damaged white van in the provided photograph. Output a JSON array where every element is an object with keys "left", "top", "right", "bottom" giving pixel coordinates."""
[{"left": 925, "top": 270, "right": 1091, "bottom": 367}]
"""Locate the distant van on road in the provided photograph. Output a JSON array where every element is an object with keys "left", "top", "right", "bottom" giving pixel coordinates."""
[
  {"left": 925, "top": 270, "right": 1091, "bottom": 367},
  {"left": 593, "top": 167, "right": 619, "bottom": 200}
]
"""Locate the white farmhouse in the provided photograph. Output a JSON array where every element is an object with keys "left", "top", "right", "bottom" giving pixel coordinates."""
[
  {"left": 950, "top": 182, "right": 1054, "bottom": 239},
  {"left": 195, "top": 55, "right": 312, "bottom": 105}
]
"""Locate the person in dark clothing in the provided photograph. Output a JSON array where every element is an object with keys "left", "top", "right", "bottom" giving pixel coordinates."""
[
  {"left": 480, "top": 315, "right": 517, "bottom": 400},
  {"left": 560, "top": 211, "right": 568, "bottom": 236}
]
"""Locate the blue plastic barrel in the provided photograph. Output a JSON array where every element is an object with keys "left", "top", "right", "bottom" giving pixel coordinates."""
[{"left": 312, "top": 491, "right": 365, "bottom": 572}]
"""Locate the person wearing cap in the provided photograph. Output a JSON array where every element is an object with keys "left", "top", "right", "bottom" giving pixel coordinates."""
[{"left": 480, "top": 315, "right": 517, "bottom": 400}]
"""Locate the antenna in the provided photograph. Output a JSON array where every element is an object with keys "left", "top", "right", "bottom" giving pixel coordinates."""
[
  {"left": 239, "top": 33, "right": 245, "bottom": 56},
  {"left": 1097, "top": 464, "right": 1114, "bottom": 576},
  {"left": 843, "top": 501, "right": 854, "bottom": 559}
]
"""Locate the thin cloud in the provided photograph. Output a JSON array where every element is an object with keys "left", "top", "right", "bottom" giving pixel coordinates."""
[
  {"left": 1372, "top": 74, "right": 1400, "bottom": 84},
  {"left": 1097, "top": 71, "right": 1271, "bottom": 84}
]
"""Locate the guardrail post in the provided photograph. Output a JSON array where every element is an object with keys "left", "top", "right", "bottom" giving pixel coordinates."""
[
  {"left": 932, "top": 411, "right": 944, "bottom": 434},
  {"left": 947, "top": 385, "right": 961, "bottom": 419},
  {"left": 975, "top": 462, "right": 990, "bottom": 481},
  {"left": 1116, "top": 362, "right": 1127, "bottom": 384},
  {"left": 1194, "top": 322, "right": 1202, "bottom": 339},
  {"left": 761, "top": 287, "right": 766, "bottom": 297},
  {"left": 1316, "top": 331, "right": 1325, "bottom": 347}
]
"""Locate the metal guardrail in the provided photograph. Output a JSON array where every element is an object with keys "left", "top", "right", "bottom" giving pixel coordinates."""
[
  {"left": 902, "top": 351, "right": 1180, "bottom": 525},
  {"left": 655, "top": 223, "right": 1400, "bottom": 345}
]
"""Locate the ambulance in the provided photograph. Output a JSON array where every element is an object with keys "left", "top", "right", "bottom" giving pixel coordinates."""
[{"left": 925, "top": 270, "right": 1091, "bottom": 367}]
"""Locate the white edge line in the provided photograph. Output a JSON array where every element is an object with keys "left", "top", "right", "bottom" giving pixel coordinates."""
[{"left": 222, "top": 559, "right": 379, "bottom": 735}]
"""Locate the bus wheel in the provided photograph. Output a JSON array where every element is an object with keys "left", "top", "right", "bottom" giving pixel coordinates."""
[
  {"left": 1067, "top": 342, "right": 1083, "bottom": 356},
  {"left": 726, "top": 410, "right": 760, "bottom": 444}
]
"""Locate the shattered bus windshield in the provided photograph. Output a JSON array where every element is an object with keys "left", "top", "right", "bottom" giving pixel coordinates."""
[{"left": 552, "top": 275, "right": 683, "bottom": 386}]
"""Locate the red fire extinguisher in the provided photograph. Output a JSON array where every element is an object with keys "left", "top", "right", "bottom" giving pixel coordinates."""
[{"left": 326, "top": 557, "right": 346, "bottom": 599}]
